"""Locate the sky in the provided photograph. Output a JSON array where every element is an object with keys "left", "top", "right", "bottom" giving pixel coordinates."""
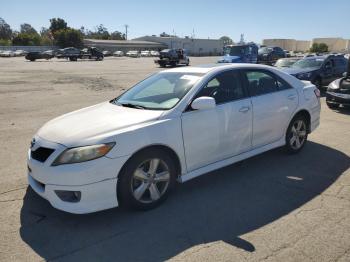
[{"left": 1, "top": 0, "right": 350, "bottom": 43}]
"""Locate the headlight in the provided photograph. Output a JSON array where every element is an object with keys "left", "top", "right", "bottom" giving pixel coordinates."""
[
  {"left": 297, "top": 72, "right": 312, "bottom": 79},
  {"left": 328, "top": 79, "right": 340, "bottom": 90},
  {"left": 52, "top": 143, "right": 115, "bottom": 166}
]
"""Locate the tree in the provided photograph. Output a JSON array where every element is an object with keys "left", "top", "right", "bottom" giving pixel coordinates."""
[
  {"left": 0, "top": 17, "right": 12, "bottom": 40},
  {"left": 12, "top": 33, "right": 41, "bottom": 46},
  {"left": 20, "top": 23, "right": 38, "bottom": 35},
  {"left": 309, "top": 43, "right": 328, "bottom": 53},
  {"left": 49, "top": 18, "right": 67, "bottom": 33},
  {"left": 110, "top": 31, "right": 126, "bottom": 40},
  {"left": 53, "top": 28, "right": 83, "bottom": 48},
  {"left": 220, "top": 36, "right": 233, "bottom": 46}
]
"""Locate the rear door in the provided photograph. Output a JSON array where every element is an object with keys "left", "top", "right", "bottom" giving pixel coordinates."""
[{"left": 241, "top": 69, "right": 298, "bottom": 148}]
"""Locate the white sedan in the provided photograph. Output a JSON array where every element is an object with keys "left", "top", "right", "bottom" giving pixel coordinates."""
[{"left": 27, "top": 64, "right": 321, "bottom": 214}]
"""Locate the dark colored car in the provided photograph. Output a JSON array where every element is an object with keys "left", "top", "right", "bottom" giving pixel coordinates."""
[
  {"left": 25, "top": 51, "right": 54, "bottom": 61},
  {"left": 56, "top": 47, "right": 81, "bottom": 61},
  {"left": 274, "top": 57, "right": 300, "bottom": 68},
  {"left": 258, "top": 46, "right": 286, "bottom": 65},
  {"left": 81, "top": 47, "right": 104, "bottom": 61},
  {"left": 217, "top": 43, "right": 258, "bottom": 63},
  {"left": 282, "top": 55, "right": 348, "bottom": 89},
  {"left": 154, "top": 49, "right": 190, "bottom": 67},
  {"left": 326, "top": 61, "right": 350, "bottom": 109}
]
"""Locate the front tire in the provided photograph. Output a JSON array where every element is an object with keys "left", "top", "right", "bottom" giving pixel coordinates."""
[
  {"left": 326, "top": 102, "right": 339, "bottom": 109},
  {"left": 118, "top": 149, "right": 176, "bottom": 210},
  {"left": 285, "top": 116, "right": 308, "bottom": 154}
]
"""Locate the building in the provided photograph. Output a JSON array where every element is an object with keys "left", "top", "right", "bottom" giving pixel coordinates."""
[
  {"left": 262, "top": 39, "right": 311, "bottom": 52},
  {"left": 83, "top": 39, "right": 167, "bottom": 52},
  {"left": 262, "top": 37, "right": 350, "bottom": 52},
  {"left": 133, "top": 36, "right": 224, "bottom": 56},
  {"left": 311, "top": 38, "right": 350, "bottom": 53}
]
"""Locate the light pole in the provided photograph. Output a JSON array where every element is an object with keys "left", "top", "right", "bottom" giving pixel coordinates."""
[{"left": 124, "top": 24, "right": 129, "bottom": 40}]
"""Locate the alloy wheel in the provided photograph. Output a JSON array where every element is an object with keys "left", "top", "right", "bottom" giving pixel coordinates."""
[
  {"left": 131, "top": 158, "right": 170, "bottom": 204},
  {"left": 289, "top": 120, "right": 307, "bottom": 150}
]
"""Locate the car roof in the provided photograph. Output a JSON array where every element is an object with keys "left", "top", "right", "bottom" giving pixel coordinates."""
[
  {"left": 304, "top": 55, "right": 327, "bottom": 60},
  {"left": 162, "top": 63, "right": 277, "bottom": 74}
]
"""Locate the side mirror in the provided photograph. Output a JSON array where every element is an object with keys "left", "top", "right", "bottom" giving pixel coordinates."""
[
  {"left": 343, "top": 72, "right": 348, "bottom": 77},
  {"left": 191, "top": 96, "right": 216, "bottom": 110},
  {"left": 325, "top": 63, "right": 331, "bottom": 70}
]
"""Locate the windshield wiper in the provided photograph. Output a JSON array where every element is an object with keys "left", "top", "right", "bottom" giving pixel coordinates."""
[{"left": 118, "top": 103, "right": 146, "bottom": 109}]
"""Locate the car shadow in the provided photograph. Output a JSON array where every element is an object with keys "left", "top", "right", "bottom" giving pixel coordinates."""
[
  {"left": 19, "top": 141, "right": 350, "bottom": 261},
  {"left": 332, "top": 106, "right": 350, "bottom": 115}
]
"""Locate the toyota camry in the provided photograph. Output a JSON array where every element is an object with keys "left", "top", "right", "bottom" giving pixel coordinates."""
[{"left": 27, "top": 64, "right": 321, "bottom": 214}]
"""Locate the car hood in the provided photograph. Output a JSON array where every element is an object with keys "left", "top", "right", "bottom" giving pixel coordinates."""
[
  {"left": 281, "top": 67, "right": 318, "bottom": 75},
  {"left": 37, "top": 102, "right": 164, "bottom": 147}
]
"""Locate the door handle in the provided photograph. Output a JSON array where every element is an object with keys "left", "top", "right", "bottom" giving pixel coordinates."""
[
  {"left": 239, "top": 106, "right": 250, "bottom": 113},
  {"left": 287, "top": 94, "right": 296, "bottom": 100}
]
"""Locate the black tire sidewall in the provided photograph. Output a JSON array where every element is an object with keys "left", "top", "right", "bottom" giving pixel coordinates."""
[
  {"left": 285, "top": 116, "right": 308, "bottom": 154},
  {"left": 118, "top": 149, "right": 176, "bottom": 210}
]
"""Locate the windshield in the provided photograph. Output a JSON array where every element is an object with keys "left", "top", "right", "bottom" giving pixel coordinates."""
[
  {"left": 258, "top": 47, "right": 273, "bottom": 54},
  {"left": 113, "top": 72, "right": 204, "bottom": 110},
  {"left": 292, "top": 58, "right": 324, "bottom": 69},
  {"left": 275, "top": 59, "right": 298, "bottom": 68},
  {"left": 224, "top": 46, "right": 248, "bottom": 56}
]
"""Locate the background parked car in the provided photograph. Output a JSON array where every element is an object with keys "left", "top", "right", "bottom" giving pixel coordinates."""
[
  {"left": 274, "top": 58, "right": 300, "bottom": 68},
  {"left": 113, "top": 51, "right": 124, "bottom": 57},
  {"left": 258, "top": 46, "right": 286, "bottom": 65},
  {"left": 14, "top": 50, "right": 27, "bottom": 56},
  {"left": 326, "top": 62, "right": 350, "bottom": 109},
  {"left": 102, "top": 50, "right": 112, "bottom": 57},
  {"left": 140, "top": 50, "right": 151, "bottom": 57},
  {"left": 126, "top": 50, "right": 140, "bottom": 58},
  {"left": 282, "top": 55, "right": 348, "bottom": 89},
  {"left": 150, "top": 50, "right": 159, "bottom": 57},
  {"left": 25, "top": 51, "right": 54, "bottom": 61},
  {"left": 0, "top": 50, "right": 15, "bottom": 57}
]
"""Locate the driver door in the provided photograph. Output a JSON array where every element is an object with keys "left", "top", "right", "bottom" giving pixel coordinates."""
[{"left": 181, "top": 70, "right": 252, "bottom": 172}]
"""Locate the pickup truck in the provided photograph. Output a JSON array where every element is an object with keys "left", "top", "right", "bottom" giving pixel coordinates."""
[
  {"left": 155, "top": 48, "right": 189, "bottom": 67},
  {"left": 56, "top": 47, "right": 104, "bottom": 61}
]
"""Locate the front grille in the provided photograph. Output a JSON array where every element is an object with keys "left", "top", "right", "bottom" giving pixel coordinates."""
[{"left": 31, "top": 147, "right": 55, "bottom": 162}]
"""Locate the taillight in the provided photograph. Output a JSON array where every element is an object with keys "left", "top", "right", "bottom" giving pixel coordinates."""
[{"left": 314, "top": 88, "right": 321, "bottom": 98}]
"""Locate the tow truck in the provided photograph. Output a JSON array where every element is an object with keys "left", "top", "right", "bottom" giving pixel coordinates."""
[
  {"left": 217, "top": 43, "right": 258, "bottom": 64},
  {"left": 155, "top": 49, "right": 190, "bottom": 67}
]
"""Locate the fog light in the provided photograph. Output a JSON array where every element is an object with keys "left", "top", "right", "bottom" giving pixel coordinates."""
[{"left": 55, "top": 190, "right": 81, "bottom": 203}]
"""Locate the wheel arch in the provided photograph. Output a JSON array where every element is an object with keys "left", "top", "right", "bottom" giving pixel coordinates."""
[
  {"left": 117, "top": 144, "right": 183, "bottom": 180},
  {"left": 290, "top": 109, "right": 311, "bottom": 133}
]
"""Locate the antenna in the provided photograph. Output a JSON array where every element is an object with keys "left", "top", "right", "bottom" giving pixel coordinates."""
[
  {"left": 124, "top": 24, "right": 129, "bottom": 40},
  {"left": 240, "top": 33, "right": 245, "bottom": 44}
]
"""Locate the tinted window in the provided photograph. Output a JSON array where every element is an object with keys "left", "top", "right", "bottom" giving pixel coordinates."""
[
  {"left": 195, "top": 70, "right": 246, "bottom": 104},
  {"left": 335, "top": 58, "right": 347, "bottom": 67},
  {"left": 242, "top": 70, "right": 291, "bottom": 95}
]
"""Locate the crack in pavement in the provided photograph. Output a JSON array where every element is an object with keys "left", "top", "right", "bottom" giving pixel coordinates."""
[{"left": 0, "top": 185, "right": 27, "bottom": 195}]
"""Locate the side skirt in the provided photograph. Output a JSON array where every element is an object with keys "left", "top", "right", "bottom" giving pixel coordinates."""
[{"left": 178, "top": 137, "right": 285, "bottom": 183}]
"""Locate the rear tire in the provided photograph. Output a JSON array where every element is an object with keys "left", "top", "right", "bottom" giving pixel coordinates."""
[
  {"left": 118, "top": 149, "right": 176, "bottom": 210},
  {"left": 285, "top": 116, "right": 308, "bottom": 154}
]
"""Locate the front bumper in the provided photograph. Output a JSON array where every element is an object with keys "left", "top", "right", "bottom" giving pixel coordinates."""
[
  {"left": 326, "top": 91, "right": 350, "bottom": 106},
  {"left": 28, "top": 174, "right": 118, "bottom": 214},
  {"left": 27, "top": 136, "right": 130, "bottom": 214}
]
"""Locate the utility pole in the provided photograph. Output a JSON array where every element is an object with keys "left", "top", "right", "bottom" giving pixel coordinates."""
[{"left": 124, "top": 24, "right": 129, "bottom": 40}]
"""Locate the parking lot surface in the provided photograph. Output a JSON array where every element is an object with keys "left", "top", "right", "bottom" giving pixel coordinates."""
[{"left": 0, "top": 57, "right": 349, "bottom": 262}]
